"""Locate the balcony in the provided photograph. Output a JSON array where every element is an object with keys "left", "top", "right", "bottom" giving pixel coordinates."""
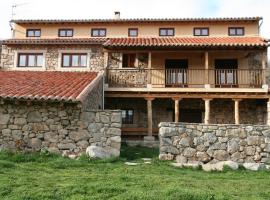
[{"left": 106, "top": 68, "right": 265, "bottom": 89}]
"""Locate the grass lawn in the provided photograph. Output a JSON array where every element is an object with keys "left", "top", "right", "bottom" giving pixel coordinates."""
[{"left": 0, "top": 145, "right": 269, "bottom": 200}]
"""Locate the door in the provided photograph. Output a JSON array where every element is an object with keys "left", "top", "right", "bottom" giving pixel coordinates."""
[
  {"left": 215, "top": 59, "right": 238, "bottom": 87},
  {"left": 165, "top": 59, "right": 188, "bottom": 87}
]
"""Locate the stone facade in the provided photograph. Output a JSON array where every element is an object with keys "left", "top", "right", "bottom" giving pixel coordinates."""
[
  {"left": 1, "top": 44, "right": 104, "bottom": 71},
  {"left": 159, "top": 122, "right": 270, "bottom": 164},
  {"left": 0, "top": 100, "right": 121, "bottom": 157}
]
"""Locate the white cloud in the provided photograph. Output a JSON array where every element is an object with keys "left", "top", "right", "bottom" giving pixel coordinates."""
[{"left": 0, "top": 0, "right": 269, "bottom": 38}]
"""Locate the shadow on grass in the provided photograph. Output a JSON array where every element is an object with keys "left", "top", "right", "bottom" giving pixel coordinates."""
[{"left": 120, "top": 143, "right": 159, "bottom": 161}]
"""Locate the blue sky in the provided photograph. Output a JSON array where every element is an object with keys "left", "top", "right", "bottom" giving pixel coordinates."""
[{"left": 0, "top": 0, "right": 269, "bottom": 39}]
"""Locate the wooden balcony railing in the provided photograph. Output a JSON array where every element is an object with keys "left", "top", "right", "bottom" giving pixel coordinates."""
[{"left": 106, "top": 68, "right": 265, "bottom": 88}]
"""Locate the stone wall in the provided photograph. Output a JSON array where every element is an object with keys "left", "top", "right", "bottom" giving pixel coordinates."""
[
  {"left": 159, "top": 122, "right": 270, "bottom": 164},
  {"left": 0, "top": 100, "right": 121, "bottom": 157},
  {"left": 1, "top": 44, "right": 104, "bottom": 71}
]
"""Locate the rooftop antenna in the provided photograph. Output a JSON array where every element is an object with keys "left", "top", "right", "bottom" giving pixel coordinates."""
[{"left": 10, "top": 2, "right": 28, "bottom": 37}]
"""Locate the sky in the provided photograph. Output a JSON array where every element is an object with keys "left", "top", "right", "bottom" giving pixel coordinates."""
[{"left": 0, "top": 0, "right": 269, "bottom": 39}]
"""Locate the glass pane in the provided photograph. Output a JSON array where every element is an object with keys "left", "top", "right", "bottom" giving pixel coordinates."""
[
  {"left": 28, "top": 55, "right": 35, "bottom": 66},
  {"left": 72, "top": 55, "right": 79, "bottom": 66},
  {"left": 229, "top": 29, "right": 236, "bottom": 35},
  {"left": 167, "top": 29, "right": 174, "bottom": 36},
  {"left": 37, "top": 55, "right": 43, "bottom": 66},
  {"left": 80, "top": 55, "right": 87, "bottom": 66},
  {"left": 67, "top": 30, "right": 73, "bottom": 37},
  {"left": 63, "top": 55, "right": 70, "bottom": 67},
  {"left": 35, "top": 30, "right": 41, "bottom": 37},
  {"left": 202, "top": 29, "right": 208, "bottom": 35},
  {"left": 236, "top": 28, "right": 243, "bottom": 35},
  {"left": 27, "top": 31, "right": 34, "bottom": 37},
  {"left": 160, "top": 29, "right": 167, "bottom": 36},
  {"left": 128, "top": 110, "right": 133, "bottom": 116},
  {"left": 129, "top": 30, "right": 137, "bottom": 36},
  {"left": 194, "top": 29, "right": 201, "bottom": 35},
  {"left": 19, "top": 55, "right": 26, "bottom": 66},
  {"left": 92, "top": 30, "right": 99, "bottom": 36},
  {"left": 121, "top": 110, "right": 126, "bottom": 118},
  {"left": 100, "top": 30, "right": 106, "bottom": 36},
  {"left": 59, "top": 30, "right": 65, "bottom": 37}
]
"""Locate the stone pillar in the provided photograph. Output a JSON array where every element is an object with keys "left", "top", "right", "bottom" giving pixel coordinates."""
[
  {"left": 204, "top": 98, "right": 211, "bottom": 124},
  {"left": 233, "top": 99, "right": 241, "bottom": 125},
  {"left": 267, "top": 99, "right": 270, "bottom": 126},
  {"left": 204, "top": 51, "right": 210, "bottom": 88},
  {"left": 172, "top": 98, "right": 182, "bottom": 122}
]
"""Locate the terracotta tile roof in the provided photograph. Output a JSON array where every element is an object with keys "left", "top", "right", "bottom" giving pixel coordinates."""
[
  {"left": 0, "top": 71, "right": 99, "bottom": 103},
  {"left": 2, "top": 38, "right": 107, "bottom": 45},
  {"left": 103, "top": 37, "right": 268, "bottom": 48},
  {"left": 11, "top": 17, "right": 262, "bottom": 24}
]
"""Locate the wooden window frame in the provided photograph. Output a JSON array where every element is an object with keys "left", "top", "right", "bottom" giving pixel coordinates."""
[
  {"left": 128, "top": 28, "right": 138, "bottom": 37},
  {"left": 91, "top": 28, "right": 107, "bottom": 37},
  {"left": 228, "top": 27, "right": 245, "bottom": 36},
  {"left": 193, "top": 27, "right": 209, "bottom": 36},
  {"left": 122, "top": 53, "right": 136, "bottom": 68},
  {"left": 17, "top": 53, "right": 43, "bottom": 67},
  {"left": 159, "top": 28, "right": 175, "bottom": 36},
  {"left": 61, "top": 53, "right": 87, "bottom": 68},
  {"left": 58, "top": 29, "right": 74, "bottom": 37},
  {"left": 26, "top": 29, "right": 41, "bottom": 37},
  {"left": 122, "top": 109, "right": 134, "bottom": 124}
]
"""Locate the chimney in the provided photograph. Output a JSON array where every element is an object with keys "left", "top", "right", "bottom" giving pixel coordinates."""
[{"left": 114, "top": 11, "right": 120, "bottom": 19}]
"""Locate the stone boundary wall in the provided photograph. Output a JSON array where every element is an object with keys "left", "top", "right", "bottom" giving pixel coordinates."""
[
  {"left": 159, "top": 122, "right": 270, "bottom": 164},
  {"left": 0, "top": 100, "right": 121, "bottom": 157}
]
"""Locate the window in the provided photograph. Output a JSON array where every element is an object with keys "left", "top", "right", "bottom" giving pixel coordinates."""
[
  {"left": 61, "top": 53, "right": 87, "bottom": 67},
  {"left": 159, "top": 28, "right": 175, "bottom": 36},
  {"left": 122, "top": 109, "right": 134, "bottom": 124},
  {"left": 194, "top": 28, "right": 209, "bottom": 36},
  {"left": 91, "top": 28, "right": 106, "bottom": 37},
  {"left": 59, "top": 29, "right": 73, "bottom": 37},
  {"left": 26, "top": 29, "right": 41, "bottom": 37},
  {"left": 128, "top": 28, "right": 138, "bottom": 37},
  {"left": 122, "top": 54, "right": 136, "bottom": 68},
  {"left": 18, "top": 53, "right": 43, "bottom": 67},
  {"left": 228, "top": 27, "right": 244, "bottom": 36}
]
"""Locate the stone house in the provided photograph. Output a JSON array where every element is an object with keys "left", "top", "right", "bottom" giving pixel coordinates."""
[
  {"left": 0, "top": 13, "right": 269, "bottom": 147},
  {"left": 0, "top": 71, "right": 121, "bottom": 156}
]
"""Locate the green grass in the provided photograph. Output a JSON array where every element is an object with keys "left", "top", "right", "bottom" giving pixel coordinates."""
[{"left": 0, "top": 145, "right": 269, "bottom": 200}]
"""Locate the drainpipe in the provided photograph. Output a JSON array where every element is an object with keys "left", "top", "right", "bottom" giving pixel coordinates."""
[{"left": 258, "top": 18, "right": 263, "bottom": 35}]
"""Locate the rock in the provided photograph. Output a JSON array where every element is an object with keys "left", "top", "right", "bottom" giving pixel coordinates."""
[
  {"left": 142, "top": 158, "right": 151, "bottom": 161},
  {"left": 176, "top": 155, "right": 187, "bottom": 163},
  {"left": 125, "top": 162, "right": 139, "bottom": 166},
  {"left": 227, "top": 139, "right": 239, "bottom": 154},
  {"left": 14, "top": 118, "right": 27, "bottom": 125},
  {"left": 68, "top": 154, "right": 77, "bottom": 159},
  {"left": 58, "top": 143, "right": 76, "bottom": 150},
  {"left": 159, "top": 153, "right": 174, "bottom": 160},
  {"left": 44, "top": 132, "right": 58, "bottom": 143},
  {"left": 2, "top": 129, "right": 11, "bottom": 136},
  {"left": 100, "top": 115, "right": 110, "bottom": 123},
  {"left": 247, "top": 136, "right": 260, "bottom": 145},
  {"left": 171, "top": 162, "right": 200, "bottom": 169},
  {"left": 159, "top": 127, "right": 179, "bottom": 137},
  {"left": 213, "top": 150, "right": 229, "bottom": 161},
  {"left": 179, "top": 137, "right": 192, "bottom": 147},
  {"left": 243, "top": 163, "right": 266, "bottom": 171},
  {"left": 160, "top": 146, "right": 179, "bottom": 154},
  {"left": 196, "top": 151, "right": 211, "bottom": 162},
  {"left": 12, "top": 130, "right": 22, "bottom": 140},
  {"left": 47, "top": 147, "right": 60, "bottom": 154},
  {"left": 111, "top": 113, "right": 121, "bottom": 123},
  {"left": 183, "top": 147, "right": 196, "bottom": 157},
  {"left": 264, "top": 144, "right": 270, "bottom": 153},
  {"left": 202, "top": 161, "right": 238, "bottom": 171},
  {"left": 171, "top": 162, "right": 183, "bottom": 167},
  {"left": 69, "top": 130, "right": 90, "bottom": 142},
  {"left": 77, "top": 140, "right": 89, "bottom": 148},
  {"left": 106, "top": 128, "right": 121, "bottom": 136},
  {"left": 204, "top": 132, "right": 217, "bottom": 144},
  {"left": 245, "top": 146, "right": 256, "bottom": 156},
  {"left": 27, "top": 111, "right": 42, "bottom": 123},
  {"left": 86, "top": 146, "right": 120, "bottom": 159},
  {"left": 222, "top": 161, "right": 239, "bottom": 170},
  {"left": 28, "top": 138, "right": 42, "bottom": 150},
  {"left": 160, "top": 137, "right": 172, "bottom": 146},
  {"left": 0, "top": 114, "right": 10, "bottom": 124}
]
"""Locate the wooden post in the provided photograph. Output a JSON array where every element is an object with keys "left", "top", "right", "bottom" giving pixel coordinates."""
[
  {"left": 103, "top": 51, "right": 109, "bottom": 69},
  {"left": 204, "top": 51, "right": 209, "bottom": 88},
  {"left": 147, "top": 52, "right": 152, "bottom": 86},
  {"left": 262, "top": 50, "right": 267, "bottom": 85},
  {"left": 267, "top": 99, "right": 270, "bottom": 126},
  {"left": 204, "top": 98, "right": 211, "bottom": 124},
  {"left": 145, "top": 97, "right": 155, "bottom": 136},
  {"left": 172, "top": 98, "right": 181, "bottom": 122},
  {"left": 233, "top": 99, "right": 241, "bottom": 125}
]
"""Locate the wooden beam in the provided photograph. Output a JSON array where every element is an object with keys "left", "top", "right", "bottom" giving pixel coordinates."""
[
  {"left": 172, "top": 97, "right": 181, "bottom": 122},
  {"left": 204, "top": 51, "right": 209, "bottom": 87},
  {"left": 145, "top": 97, "right": 154, "bottom": 136},
  {"left": 203, "top": 98, "right": 212, "bottom": 124},
  {"left": 233, "top": 99, "right": 242, "bottom": 125}
]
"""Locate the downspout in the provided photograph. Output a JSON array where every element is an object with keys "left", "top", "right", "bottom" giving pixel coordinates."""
[{"left": 259, "top": 18, "right": 263, "bottom": 35}]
